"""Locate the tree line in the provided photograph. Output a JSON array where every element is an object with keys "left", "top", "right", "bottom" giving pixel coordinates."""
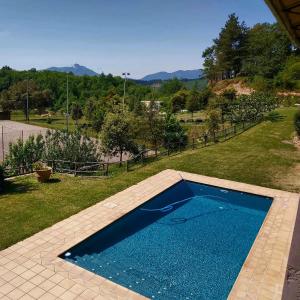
[{"left": 202, "top": 13, "right": 300, "bottom": 90}]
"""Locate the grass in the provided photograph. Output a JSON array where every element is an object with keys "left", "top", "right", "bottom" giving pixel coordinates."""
[
  {"left": 1, "top": 107, "right": 299, "bottom": 250},
  {"left": 11, "top": 111, "right": 96, "bottom": 136}
]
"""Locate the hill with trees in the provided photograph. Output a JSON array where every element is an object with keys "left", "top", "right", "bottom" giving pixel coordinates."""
[
  {"left": 46, "top": 64, "right": 98, "bottom": 76},
  {"left": 202, "top": 13, "right": 300, "bottom": 91}
]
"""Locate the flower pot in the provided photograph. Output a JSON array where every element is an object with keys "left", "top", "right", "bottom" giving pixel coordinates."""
[{"left": 35, "top": 167, "right": 52, "bottom": 183}]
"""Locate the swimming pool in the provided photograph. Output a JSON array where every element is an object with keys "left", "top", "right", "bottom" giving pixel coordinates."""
[{"left": 61, "top": 180, "right": 272, "bottom": 299}]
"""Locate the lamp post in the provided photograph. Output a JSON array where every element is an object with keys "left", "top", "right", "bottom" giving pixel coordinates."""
[
  {"left": 26, "top": 78, "right": 29, "bottom": 122},
  {"left": 122, "top": 72, "right": 130, "bottom": 112},
  {"left": 66, "top": 75, "right": 69, "bottom": 132}
]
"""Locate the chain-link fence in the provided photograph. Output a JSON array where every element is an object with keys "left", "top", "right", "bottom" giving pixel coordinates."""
[
  {"left": 126, "top": 116, "right": 263, "bottom": 171},
  {"left": 0, "top": 121, "right": 48, "bottom": 161}
]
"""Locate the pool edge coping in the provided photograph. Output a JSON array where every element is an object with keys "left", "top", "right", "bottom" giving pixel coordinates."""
[{"left": 0, "top": 169, "right": 298, "bottom": 299}]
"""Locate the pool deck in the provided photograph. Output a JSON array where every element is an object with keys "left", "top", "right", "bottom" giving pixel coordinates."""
[{"left": 0, "top": 169, "right": 299, "bottom": 299}]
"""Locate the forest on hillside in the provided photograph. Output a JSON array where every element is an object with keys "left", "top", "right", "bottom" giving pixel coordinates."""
[
  {"left": 1, "top": 13, "right": 299, "bottom": 126},
  {"left": 203, "top": 13, "right": 300, "bottom": 91}
]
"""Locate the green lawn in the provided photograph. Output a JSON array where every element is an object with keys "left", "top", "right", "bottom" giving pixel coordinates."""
[
  {"left": 11, "top": 111, "right": 95, "bottom": 135},
  {"left": 1, "top": 107, "right": 299, "bottom": 250}
]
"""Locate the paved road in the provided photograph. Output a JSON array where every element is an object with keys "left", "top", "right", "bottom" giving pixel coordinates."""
[
  {"left": 0, "top": 121, "right": 131, "bottom": 163},
  {"left": 0, "top": 121, "right": 48, "bottom": 161}
]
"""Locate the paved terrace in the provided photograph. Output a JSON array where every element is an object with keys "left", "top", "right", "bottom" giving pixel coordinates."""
[{"left": 0, "top": 170, "right": 299, "bottom": 299}]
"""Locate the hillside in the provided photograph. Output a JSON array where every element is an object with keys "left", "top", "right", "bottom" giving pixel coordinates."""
[
  {"left": 141, "top": 69, "right": 204, "bottom": 81},
  {"left": 212, "top": 78, "right": 254, "bottom": 95},
  {"left": 46, "top": 64, "right": 98, "bottom": 76}
]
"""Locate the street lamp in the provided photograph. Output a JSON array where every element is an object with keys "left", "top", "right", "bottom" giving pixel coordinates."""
[
  {"left": 122, "top": 72, "right": 130, "bottom": 112},
  {"left": 26, "top": 78, "right": 29, "bottom": 122},
  {"left": 66, "top": 75, "right": 69, "bottom": 132}
]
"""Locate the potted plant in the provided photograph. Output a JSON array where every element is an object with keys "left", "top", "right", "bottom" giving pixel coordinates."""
[{"left": 32, "top": 161, "right": 52, "bottom": 183}]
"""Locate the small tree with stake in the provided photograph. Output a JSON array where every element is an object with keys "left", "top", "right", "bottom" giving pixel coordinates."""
[
  {"left": 101, "top": 112, "right": 138, "bottom": 166},
  {"left": 207, "top": 109, "right": 221, "bottom": 142},
  {"left": 186, "top": 89, "right": 200, "bottom": 119},
  {"left": 71, "top": 102, "right": 83, "bottom": 127}
]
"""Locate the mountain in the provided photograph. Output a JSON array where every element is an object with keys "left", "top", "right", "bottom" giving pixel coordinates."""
[
  {"left": 141, "top": 69, "right": 204, "bottom": 81},
  {"left": 46, "top": 64, "right": 98, "bottom": 76}
]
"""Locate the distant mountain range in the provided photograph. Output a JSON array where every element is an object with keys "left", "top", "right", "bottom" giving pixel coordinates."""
[
  {"left": 45, "top": 64, "right": 205, "bottom": 81},
  {"left": 141, "top": 69, "right": 204, "bottom": 81},
  {"left": 46, "top": 64, "right": 98, "bottom": 76}
]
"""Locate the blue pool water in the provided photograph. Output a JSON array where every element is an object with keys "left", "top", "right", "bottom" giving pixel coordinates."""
[{"left": 62, "top": 180, "right": 272, "bottom": 299}]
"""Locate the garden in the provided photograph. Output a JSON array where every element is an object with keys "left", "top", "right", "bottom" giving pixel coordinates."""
[{"left": 1, "top": 106, "right": 299, "bottom": 250}]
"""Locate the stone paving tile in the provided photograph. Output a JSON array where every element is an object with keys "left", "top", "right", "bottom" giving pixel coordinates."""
[{"left": 0, "top": 169, "right": 298, "bottom": 299}]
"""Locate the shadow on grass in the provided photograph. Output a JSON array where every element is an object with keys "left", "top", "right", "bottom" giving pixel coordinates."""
[
  {"left": 1, "top": 180, "right": 37, "bottom": 197},
  {"left": 46, "top": 178, "right": 61, "bottom": 184}
]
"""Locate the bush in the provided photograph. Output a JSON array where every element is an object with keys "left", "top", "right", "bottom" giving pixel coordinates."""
[
  {"left": 4, "top": 134, "right": 45, "bottom": 174},
  {"left": 47, "top": 116, "right": 52, "bottom": 124},
  {"left": 295, "top": 110, "right": 300, "bottom": 137},
  {"left": 266, "top": 111, "right": 284, "bottom": 122},
  {"left": 221, "top": 88, "right": 236, "bottom": 100},
  {"left": 44, "top": 129, "right": 100, "bottom": 162},
  {"left": 195, "top": 118, "right": 203, "bottom": 123},
  {"left": 163, "top": 114, "right": 188, "bottom": 150}
]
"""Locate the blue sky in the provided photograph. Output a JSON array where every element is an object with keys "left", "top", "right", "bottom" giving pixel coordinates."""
[{"left": 0, "top": 0, "right": 275, "bottom": 78}]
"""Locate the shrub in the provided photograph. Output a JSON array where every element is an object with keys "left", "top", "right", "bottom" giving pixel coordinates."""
[
  {"left": 4, "top": 134, "right": 45, "bottom": 174},
  {"left": 44, "top": 129, "right": 100, "bottom": 162},
  {"left": 221, "top": 88, "right": 236, "bottom": 100},
  {"left": 101, "top": 113, "right": 138, "bottom": 165},
  {"left": 266, "top": 111, "right": 283, "bottom": 122},
  {"left": 47, "top": 116, "right": 52, "bottom": 124},
  {"left": 163, "top": 114, "right": 188, "bottom": 150},
  {"left": 195, "top": 118, "right": 203, "bottom": 123},
  {"left": 295, "top": 110, "right": 300, "bottom": 137},
  {"left": 207, "top": 110, "right": 221, "bottom": 136},
  {"left": 32, "top": 161, "right": 47, "bottom": 171}
]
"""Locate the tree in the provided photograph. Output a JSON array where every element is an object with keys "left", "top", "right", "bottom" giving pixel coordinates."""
[
  {"left": 198, "top": 87, "right": 212, "bottom": 109},
  {"left": 160, "top": 78, "right": 184, "bottom": 95},
  {"left": 170, "top": 90, "right": 189, "bottom": 113},
  {"left": 186, "top": 89, "right": 200, "bottom": 118},
  {"left": 141, "top": 100, "right": 165, "bottom": 153},
  {"left": 202, "top": 14, "right": 248, "bottom": 80},
  {"left": 84, "top": 97, "right": 97, "bottom": 121},
  {"left": 242, "top": 23, "right": 291, "bottom": 78},
  {"left": 101, "top": 112, "right": 138, "bottom": 165},
  {"left": 71, "top": 102, "right": 83, "bottom": 126},
  {"left": 207, "top": 110, "right": 221, "bottom": 141},
  {"left": 163, "top": 114, "right": 188, "bottom": 150},
  {"left": 275, "top": 56, "right": 300, "bottom": 89},
  {"left": 90, "top": 105, "right": 105, "bottom": 132}
]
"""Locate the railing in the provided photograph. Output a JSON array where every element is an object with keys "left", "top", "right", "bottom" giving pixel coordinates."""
[
  {"left": 45, "top": 160, "right": 109, "bottom": 177},
  {"left": 3, "top": 116, "right": 263, "bottom": 178}
]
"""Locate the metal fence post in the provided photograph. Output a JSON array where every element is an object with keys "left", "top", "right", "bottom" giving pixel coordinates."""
[
  {"left": 106, "top": 163, "right": 109, "bottom": 176},
  {"left": 192, "top": 138, "right": 195, "bottom": 149},
  {"left": 126, "top": 160, "right": 129, "bottom": 172},
  {"left": 1, "top": 126, "right": 4, "bottom": 161}
]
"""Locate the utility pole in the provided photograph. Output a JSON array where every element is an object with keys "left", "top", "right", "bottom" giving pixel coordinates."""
[
  {"left": 122, "top": 72, "right": 130, "bottom": 112},
  {"left": 26, "top": 78, "right": 29, "bottom": 122},
  {"left": 66, "top": 75, "right": 69, "bottom": 132}
]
